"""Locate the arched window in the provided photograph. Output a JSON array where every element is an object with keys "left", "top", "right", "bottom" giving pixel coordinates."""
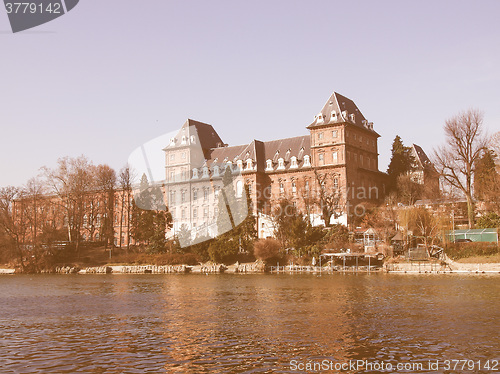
[{"left": 265, "top": 159, "right": 273, "bottom": 171}]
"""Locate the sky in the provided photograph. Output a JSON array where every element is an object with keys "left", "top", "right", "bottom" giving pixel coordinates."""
[{"left": 1, "top": 0, "right": 500, "bottom": 187}]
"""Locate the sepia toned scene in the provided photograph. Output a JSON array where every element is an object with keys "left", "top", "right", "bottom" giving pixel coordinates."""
[{"left": 1, "top": 1, "right": 499, "bottom": 373}]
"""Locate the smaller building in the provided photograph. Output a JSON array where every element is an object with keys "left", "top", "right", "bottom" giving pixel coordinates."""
[{"left": 445, "top": 228, "right": 498, "bottom": 243}]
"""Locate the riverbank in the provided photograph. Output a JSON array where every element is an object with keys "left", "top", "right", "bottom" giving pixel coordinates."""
[{"left": 2, "top": 260, "right": 500, "bottom": 275}]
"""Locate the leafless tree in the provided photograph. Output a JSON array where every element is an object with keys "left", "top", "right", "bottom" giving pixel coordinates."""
[
  {"left": 93, "top": 164, "right": 117, "bottom": 248},
  {"left": 118, "top": 166, "right": 134, "bottom": 252},
  {"left": 433, "top": 109, "right": 488, "bottom": 228},
  {"left": 0, "top": 186, "right": 27, "bottom": 269},
  {"left": 313, "top": 170, "right": 344, "bottom": 227},
  {"left": 42, "top": 156, "right": 94, "bottom": 256}
]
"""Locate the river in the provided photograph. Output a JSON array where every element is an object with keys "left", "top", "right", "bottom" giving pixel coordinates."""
[{"left": 0, "top": 274, "right": 498, "bottom": 373}]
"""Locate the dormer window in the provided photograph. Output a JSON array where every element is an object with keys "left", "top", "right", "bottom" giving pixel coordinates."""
[
  {"left": 181, "top": 136, "right": 187, "bottom": 144},
  {"left": 192, "top": 168, "right": 198, "bottom": 179},
  {"left": 170, "top": 137, "right": 176, "bottom": 145},
  {"left": 277, "top": 158, "right": 285, "bottom": 170},
  {"left": 236, "top": 160, "right": 243, "bottom": 170},
  {"left": 303, "top": 155, "right": 311, "bottom": 167},
  {"left": 190, "top": 135, "right": 196, "bottom": 144},
  {"left": 350, "top": 114, "right": 356, "bottom": 122},
  {"left": 298, "top": 147, "right": 304, "bottom": 160},
  {"left": 202, "top": 166, "right": 209, "bottom": 178},
  {"left": 246, "top": 159, "right": 253, "bottom": 170},
  {"left": 316, "top": 113, "right": 324, "bottom": 124},
  {"left": 331, "top": 112, "right": 337, "bottom": 121},
  {"left": 213, "top": 165, "right": 220, "bottom": 177},
  {"left": 266, "top": 159, "right": 273, "bottom": 171},
  {"left": 290, "top": 156, "right": 298, "bottom": 169}
]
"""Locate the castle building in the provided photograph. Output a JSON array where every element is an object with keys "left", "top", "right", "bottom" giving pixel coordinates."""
[{"left": 163, "top": 92, "right": 387, "bottom": 240}]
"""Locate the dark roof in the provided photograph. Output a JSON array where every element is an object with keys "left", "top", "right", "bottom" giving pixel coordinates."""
[
  {"left": 307, "top": 92, "right": 379, "bottom": 136},
  {"left": 411, "top": 144, "right": 436, "bottom": 172}
]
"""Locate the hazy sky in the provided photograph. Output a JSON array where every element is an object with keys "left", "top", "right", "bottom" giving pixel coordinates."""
[{"left": 1, "top": 0, "right": 499, "bottom": 187}]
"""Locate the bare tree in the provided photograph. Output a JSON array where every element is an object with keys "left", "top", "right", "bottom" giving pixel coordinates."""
[
  {"left": 118, "top": 166, "right": 134, "bottom": 252},
  {"left": 0, "top": 186, "right": 27, "bottom": 269},
  {"left": 93, "top": 164, "right": 117, "bottom": 248},
  {"left": 433, "top": 109, "right": 488, "bottom": 228},
  {"left": 313, "top": 170, "right": 344, "bottom": 227},
  {"left": 42, "top": 156, "right": 94, "bottom": 256}
]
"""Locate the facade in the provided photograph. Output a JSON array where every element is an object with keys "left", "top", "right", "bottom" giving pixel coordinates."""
[
  {"left": 12, "top": 91, "right": 391, "bottom": 247},
  {"left": 163, "top": 92, "right": 388, "bottom": 240}
]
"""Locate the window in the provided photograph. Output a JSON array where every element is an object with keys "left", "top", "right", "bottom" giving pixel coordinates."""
[
  {"left": 170, "top": 154, "right": 175, "bottom": 161},
  {"left": 333, "top": 178, "right": 339, "bottom": 189},
  {"left": 192, "top": 168, "right": 198, "bottom": 179},
  {"left": 277, "top": 158, "right": 285, "bottom": 170},
  {"left": 181, "top": 190, "right": 186, "bottom": 203},
  {"left": 193, "top": 208, "right": 197, "bottom": 219},
  {"left": 214, "top": 207, "right": 219, "bottom": 217},
  {"left": 170, "top": 171, "right": 175, "bottom": 181},
  {"left": 292, "top": 182, "right": 297, "bottom": 194},
  {"left": 182, "top": 152, "right": 186, "bottom": 159},
  {"left": 203, "top": 208, "right": 208, "bottom": 218},
  {"left": 181, "top": 209, "right": 186, "bottom": 219},
  {"left": 204, "top": 188, "right": 208, "bottom": 200},
  {"left": 246, "top": 159, "right": 253, "bottom": 170},
  {"left": 202, "top": 167, "right": 209, "bottom": 178},
  {"left": 193, "top": 190, "right": 198, "bottom": 201},
  {"left": 318, "top": 153, "right": 324, "bottom": 164},
  {"left": 353, "top": 134, "right": 357, "bottom": 140},
  {"left": 266, "top": 159, "right": 273, "bottom": 170},
  {"left": 290, "top": 156, "right": 298, "bottom": 168},
  {"left": 236, "top": 180, "right": 243, "bottom": 198},
  {"left": 213, "top": 165, "right": 219, "bottom": 177},
  {"left": 279, "top": 183, "right": 284, "bottom": 194},
  {"left": 332, "top": 130, "right": 338, "bottom": 138},
  {"left": 332, "top": 151, "right": 338, "bottom": 164},
  {"left": 318, "top": 132, "right": 324, "bottom": 140},
  {"left": 214, "top": 187, "right": 220, "bottom": 197},
  {"left": 247, "top": 182, "right": 252, "bottom": 194},
  {"left": 305, "top": 180, "right": 309, "bottom": 191},
  {"left": 170, "top": 190, "right": 176, "bottom": 204},
  {"left": 303, "top": 155, "right": 311, "bottom": 167},
  {"left": 359, "top": 135, "right": 363, "bottom": 143}
]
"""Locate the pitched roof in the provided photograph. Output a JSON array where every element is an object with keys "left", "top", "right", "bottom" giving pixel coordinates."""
[
  {"left": 411, "top": 144, "right": 436, "bottom": 172},
  {"left": 307, "top": 92, "right": 379, "bottom": 136}
]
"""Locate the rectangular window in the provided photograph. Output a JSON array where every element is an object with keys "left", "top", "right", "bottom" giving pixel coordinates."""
[
  {"left": 318, "top": 153, "right": 324, "bottom": 164},
  {"left": 332, "top": 152, "right": 338, "bottom": 164},
  {"left": 204, "top": 189, "right": 208, "bottom": 200},
  {"left": 193, "top": 190, "right": 197, "bottom": 200},
  {"left": 332, "top": 130, "right": 338, "bottom": 138},
  {"left": 318, "top": 132, "right": 324, "bottom": 140},
  {"left": 203, "top": 208, "right": 208, "bottom": 218},
  {"left": 170, "top": 154, "right": 175, "bottom": 161},
  {"left": 193, "top": 208, "right": 197, "bottom": 219}
]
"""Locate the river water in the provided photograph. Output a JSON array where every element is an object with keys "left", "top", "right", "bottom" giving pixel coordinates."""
[{"left": 0, "top": 274, "right": 498, "bottom": 373}]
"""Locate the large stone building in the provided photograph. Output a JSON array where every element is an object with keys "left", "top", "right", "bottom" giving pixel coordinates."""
[{"left": 162, "top": 91, "right": 387, "bottom": 241}]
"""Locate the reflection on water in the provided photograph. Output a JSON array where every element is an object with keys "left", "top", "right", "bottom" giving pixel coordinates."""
[{"left": 0, "top": 274, "right": 498, "bottom": 373}]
